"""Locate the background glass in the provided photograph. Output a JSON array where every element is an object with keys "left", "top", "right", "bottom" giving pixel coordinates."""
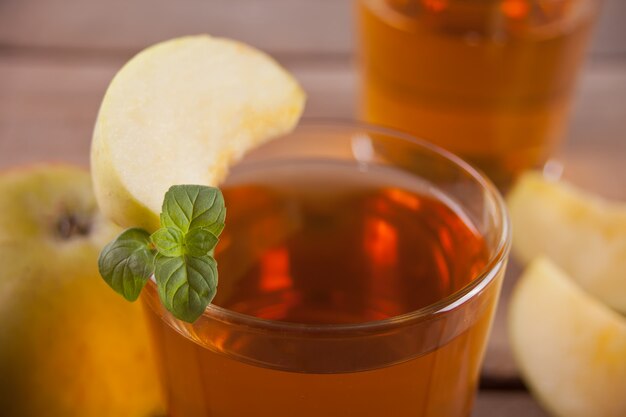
[
  {"left": 356, "top": 0, "right": 601, "bottom": 188},
  {"left": 142, "top": 122, "right": 511, "bottom": 417}
]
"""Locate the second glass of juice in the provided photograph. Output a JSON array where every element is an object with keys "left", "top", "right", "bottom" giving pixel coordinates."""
[
  {"left": 356, "top": 0, "right": 600, "bottom": 187},
  {"left": 142, "top": 122, "right": 510, "bottom": 417}
]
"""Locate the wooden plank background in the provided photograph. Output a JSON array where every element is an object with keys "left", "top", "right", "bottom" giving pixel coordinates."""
[
  {"left": 1, "top": 1, "right": 624, "bottom": 416},
  {"left": 0, "top": 0, "right": 625, "bottom": 56}
]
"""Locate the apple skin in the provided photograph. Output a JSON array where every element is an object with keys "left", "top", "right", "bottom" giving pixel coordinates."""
[
  {"left": 0, "top": 165, "right": 163, "bottom": 417},
  {"left": 509, "top": 258, "right": 626, "bottom": 417}
]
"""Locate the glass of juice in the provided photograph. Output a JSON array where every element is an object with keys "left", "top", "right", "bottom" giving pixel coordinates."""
[
  {"left": 356, "top": 0, "right": 601, "bottom": 187},
  {"left": 142, "top": 122, "right": 511, "bottom": 417}
]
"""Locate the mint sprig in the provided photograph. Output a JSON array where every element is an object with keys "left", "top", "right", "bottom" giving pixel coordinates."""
[{"left": 98, "top": 185, "right": 225, "bottom": 323}]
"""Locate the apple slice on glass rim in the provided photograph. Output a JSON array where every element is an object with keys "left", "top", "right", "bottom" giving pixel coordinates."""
[{"left": 91, "top": 35, "right": 306, "bottom": 232}]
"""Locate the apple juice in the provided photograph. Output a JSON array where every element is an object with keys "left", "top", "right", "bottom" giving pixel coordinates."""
[
  {"left": 357, "top": 0, "right": 597, "bottom": 187},
  {"left": 142, "top": 160, "right": 503, "bottom": 417}
]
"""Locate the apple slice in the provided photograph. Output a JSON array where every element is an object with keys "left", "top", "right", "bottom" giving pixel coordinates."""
[
  {"left": 0, "top": 165, "right": 163, "bottom": 416},
  {"left": 509, "top": 258, "right": 626, "bottom": 417},
  {"left": 92, "top": 35, "right": 306, "bottom": 231},
  {"left": 507, "top": 172, "right": 626, "bottom": 314}
]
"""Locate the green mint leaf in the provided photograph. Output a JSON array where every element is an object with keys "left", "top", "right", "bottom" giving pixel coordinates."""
[
  {"left": 98, "top": 228, "right": 155, "bottom": 301},
  {"left": 151, "top": 227, "right": 185, "bottom": 257},
  {"left": 160, "top": 185, "right": 226, "bottom": 235},
  {"left": 154, "top": 254, "right": 218, "bottom": 322},
  {"left": 98, "top": 184, "right": 226, "bottom": 323},
  {"left": 185, "top": 228, "right": 219, "bottom": 257}
]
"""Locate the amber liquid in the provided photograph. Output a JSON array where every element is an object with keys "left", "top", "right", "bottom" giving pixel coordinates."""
[
  {"left": 143, "top": 161, "right": 503, "bottom": 417},
  {"left": 357, "top": 0, "right": 596, "bottom": 187}
]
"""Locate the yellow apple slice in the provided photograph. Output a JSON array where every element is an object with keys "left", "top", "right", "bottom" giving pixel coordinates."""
[
  {"left": 507, "top": 172, "right": 626, "bottom": 314},
  {"left": 509, "top": 258, "right": 626, "bottom": 417},
  {"left": 92, "top": 35, "right": 305, "bottom": 231}
]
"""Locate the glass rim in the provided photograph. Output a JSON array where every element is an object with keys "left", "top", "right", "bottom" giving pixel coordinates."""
[{"left": 151, "top": 119, "right": 511, "bottom": 333}]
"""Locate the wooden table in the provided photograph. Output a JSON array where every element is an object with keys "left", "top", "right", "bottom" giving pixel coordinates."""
[{"left": 1, "top": 1, "right": 625, "bottom": 415}]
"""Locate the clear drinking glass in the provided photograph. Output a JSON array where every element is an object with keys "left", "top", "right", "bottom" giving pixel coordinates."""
[
  {"left": 141, "top": 122, "right": 511, "bottom": 417},
  {"left": 356, "top": 0, "right": 601, "bottom": 188}
]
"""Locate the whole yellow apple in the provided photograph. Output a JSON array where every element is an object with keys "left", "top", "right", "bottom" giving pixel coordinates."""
[{"left": 0, "top": 165, "right": 163, "bottom": 416}]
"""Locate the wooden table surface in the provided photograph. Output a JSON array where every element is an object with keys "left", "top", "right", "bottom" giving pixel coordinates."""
[{"left": 1, "top": 1, "right": 625, "bottom": 416}]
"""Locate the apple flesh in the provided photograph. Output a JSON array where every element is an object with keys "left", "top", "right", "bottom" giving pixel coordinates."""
[
  {"left": 507, "top": 172, "right": 626, "bottom": 314},
  {"left": 92, "top": 35, "right": 305, "bottom": 232},
  {"left": 509, "top": 258, "right": 626, "bottom": 417},
  {"left": 0, "top": 165, "right": 163, "bottom": 416}
]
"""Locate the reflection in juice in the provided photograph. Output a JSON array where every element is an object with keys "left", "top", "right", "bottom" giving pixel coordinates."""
[
  {"left": 357, "top": 0, "right": 597, "bottom": 187},
  {"left": 142, "top": 161, "right": 504, "bottom": 417}
]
